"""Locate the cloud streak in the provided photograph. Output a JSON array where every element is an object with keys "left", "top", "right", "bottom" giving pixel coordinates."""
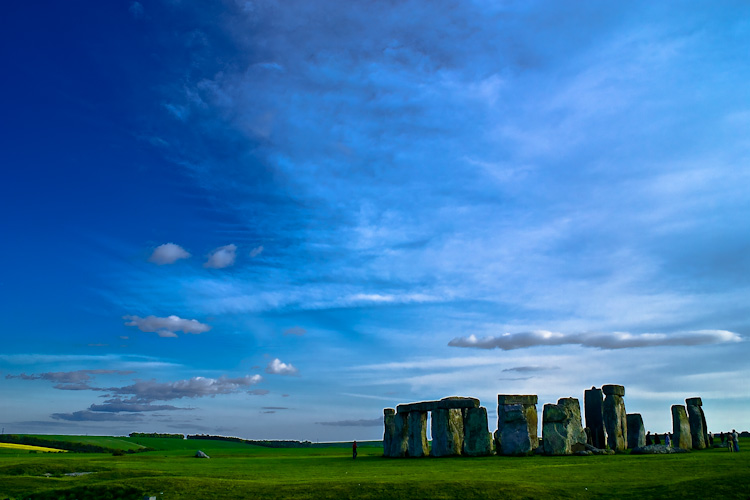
[
  {"left": 448, "top": 330, "right": 742, "bottom": 351},
  {"left": 123, "top": 315, "right": 211, "bottom": 337}
]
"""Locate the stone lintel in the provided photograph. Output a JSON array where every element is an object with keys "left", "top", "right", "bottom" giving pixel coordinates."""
[
  {"left": 685, "top": 397, "right": 702, "bottom": 407},
  {"left": 498, "top": 394, "right": 538, "bottom": 406},
  {"left": 602, "top": 384, "right": 625, "bottom": 397},
  {"left": 384, "top": 408, "right": 395, "bottom": 416},
  {"left": 397, "top": 397, "right": 480, "bottom": 413},
  {"left": 437, "top": 397, "right": 479, "bottom": 410}
]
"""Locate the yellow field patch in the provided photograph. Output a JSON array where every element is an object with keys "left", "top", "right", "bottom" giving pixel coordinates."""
[{"left": 0, "top": 443, "right": 67, "bottom": 453}]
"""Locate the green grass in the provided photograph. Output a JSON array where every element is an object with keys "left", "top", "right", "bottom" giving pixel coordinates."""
[{"left": 1, "top": 437, "right": 748, "bottom": 499}]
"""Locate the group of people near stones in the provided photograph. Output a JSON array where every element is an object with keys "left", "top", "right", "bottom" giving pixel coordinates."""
[{"left": 723, "top": 430, "right": 741, "bottom": 452}]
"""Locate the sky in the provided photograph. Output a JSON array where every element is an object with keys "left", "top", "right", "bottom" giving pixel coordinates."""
[{"left": 1, "top": 1, "right": 749, "bottom": 442}]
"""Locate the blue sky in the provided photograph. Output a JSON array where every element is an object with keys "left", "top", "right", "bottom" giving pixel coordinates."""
[{"left": 1, "top": 1, "right": 749, "bottom": 441}]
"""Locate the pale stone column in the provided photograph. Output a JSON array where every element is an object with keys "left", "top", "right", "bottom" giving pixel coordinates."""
[
  {"left": 496, "top": 394, "right": 538, "bottom": 455},
  {"left": 431, "top": 408, "right": 464, "bottom": 457},
  {"left": 407, "top": 411, "right": 428, "bottom": 457},
  {"left": 542, "top": 397, "right": 587, "bottom": 455},
  {"left": 671, "top": 405, "right": 692, "bottom": 450},
  {"left": 686, "top": 397, "right": 707, "bottom": 450},
  {"left": 602, "top": 384, "right": 627, "bottom": 451}
]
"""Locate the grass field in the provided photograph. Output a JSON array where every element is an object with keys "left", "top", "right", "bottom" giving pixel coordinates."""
[{"left": 1, "top": 435, "right": 748, "bottom": 499}]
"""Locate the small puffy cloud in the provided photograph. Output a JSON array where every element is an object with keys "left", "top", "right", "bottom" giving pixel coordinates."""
[
  {"left": 266, "top": 358, "right": 299, "bottom": 376},
  {"left": 283, "top": 326, "right": 306, "bottom": 336},
  {"left": 148, "top": 243, "right": 191, "bottom": 265},
  {"left": 110, "top": 375, "right": 263, "bottom": 402},
  {"left": 204, "top": 244, "right": 237, "bottom": 268},
  {"left": 249, "top": 245, "right": 264, "bottom": 257},
  {"left": 123, "top": 315, "right": 211, "bottom": 337},
  {"left": 317, "top": 418, "right": 382, "bottom": 427},
  {"left": 448, "top": 330, "right": 743, "bottom": 351}
]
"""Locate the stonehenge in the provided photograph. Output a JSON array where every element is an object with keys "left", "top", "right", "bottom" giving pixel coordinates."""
[
  {"left": 383, "top": 386, "right": 710, "bottom": 458},
  {"left": 626, "top": 413, "right": 646, "bottom": 449},
  {"left": 496, "top": 395, "right": 538, "bottom": 455},
  {"left": 686, "top": 397, "right": 708, "bottom": 450},
  {"left": 602, "top": 384, "right": 628, "bottom": 452},
  {"left": 671, "top": 405, "right": 692, "bottom": 450},
  {"left": 542, "top": 398, "right": 587, "bottom": 455},
  {"left": 584, "top": 387, "right": 605, "bottom": 449}
]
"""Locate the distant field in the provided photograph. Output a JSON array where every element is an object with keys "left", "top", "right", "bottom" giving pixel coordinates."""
[
  {"left": 1, "top": 436, "right": 748, "bottom": 499},
  {"left": 0, "top": 443, "right": 66, "bottom": 454}
]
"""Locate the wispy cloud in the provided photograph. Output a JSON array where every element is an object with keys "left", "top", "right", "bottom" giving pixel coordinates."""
[
  {"left": 109, "top": 375, "right": 263, "bottom": 402},
  {"left": 123, "top": 315, "right": 211, "bottom": 337},
  {"left": 449, "top": 330, "right": 742, "bottom": 350},
  {"left": 283, "top": 327, "right": 306, "bottom": 336},
  {"left": 6, "top": 370, "right": 133, "bottom": 384}
]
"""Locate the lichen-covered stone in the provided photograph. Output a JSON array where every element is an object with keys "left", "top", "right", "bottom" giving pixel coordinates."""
[
  {"left": 603, "top": 389, "right": 627, "bottom": 451},
  {"left": 383, "top": 409, "right": 395, "bottom": 456},
  {"left": 397, "top": 397, "right": 479, "bottom": 413},
  {"left": 407, "top": 411, "right": 428, "bottom": 457},
  {"left": 431, "top": 408, "right": 464, "bottom": 457},
  {"left": 542, "top": 398, "right": 587, "bottom": 455},
  {"left": 631, "top": 444, "right": 689, "bottom": 455},
  {"left": 584, "top": 387, "right": 605, "bottom": 449},
  {"left": 462, "top": 406, "right": 492, "bottom": 456},
  {"left": 497, "top": 397, "right": 538, "bottom": 456},
  {"left": 386, "top": 411, "right": 409, "bottom": 457},
  {"left": 602, "top": 384, "right": 625, "bottom": 397},
  {"left": 686, "top": 398, "right": 707, "bottom": 450},
  {"left": 671, "top": 405, "right": 692, "bottom": 450},
  {"left": 626, "top": 413, "right": 645, "bottom": 449}
]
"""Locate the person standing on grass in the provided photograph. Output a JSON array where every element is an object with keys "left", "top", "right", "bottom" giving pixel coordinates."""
[
  {"left": 352, "top": 441, "right": 358, "bottom": 460},
  {"left": 727, "top": 432, "right": 734, "bottom": 452},
  {"left": 646, "top": 431, "right": 653, "bottom": 446},
  {"left": 732, "top": 430, "right": 740, "bottom": 452},
  {"left": 665, "top": 433, "right": 671, "bottom": 447}
]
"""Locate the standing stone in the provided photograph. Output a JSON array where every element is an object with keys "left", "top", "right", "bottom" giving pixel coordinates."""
[
  {"left": 671, "top": 405, "right": 692, "bottom": 450},
  {"left": 626, "top": 413, "right": 646, "bottom": 449},
  {"left": 383, "top": 409, "right": 395, "bottom": 456},
  {"left": 407, "top": 411, "right": 428, "bottom": 457},
  {"left": 386, "top": 410, "right": 409, "bottom": 457},
  {"left": 431, "top": 408, "right": 464, "bottom": 457},
  {"left": 542, "top": 398, "right": 587, "bottom": 455},
  {"left": 685, "top": 398, "right": 707, "bottom": 450},
  {"left": 602, "top": 384, "right": 627, "bottom": 451},
  {"left": 497, "top": 395, "right": 538, "bottom": 455},
  {"left": 462, "top": 406, "right": 492, "bottom": 456},
  {"left": 584, "top": 387, "right": 605, "bottom": 449}
]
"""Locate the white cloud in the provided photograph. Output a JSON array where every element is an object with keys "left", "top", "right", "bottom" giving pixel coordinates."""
[
  {"left": 448, "top": 330, "right": 742, "bottom": 350},
  {"left": 148, "top": 243, "right": 191, "bottom": 265},
  {"left": 111, "top": 375, "right": 263, "bottom": 402},
  {"left": 249, "top": 245, "right": 264, "bottom": 257},
  {"left": 266, "top": 358, "right": 299, "bottom": 376},
  {"left": 123, "top": 315, "right": 211, "bottom": 337},
  {"left": 204, "top": 244, "right": 237, "bottom": 268}
]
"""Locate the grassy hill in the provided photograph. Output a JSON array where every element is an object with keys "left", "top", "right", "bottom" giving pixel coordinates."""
[{"left": 0, "top": 435, "right": 748, "bottom": 499}]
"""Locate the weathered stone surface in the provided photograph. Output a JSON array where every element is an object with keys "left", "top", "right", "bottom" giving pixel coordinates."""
[
  {"left": 431, "top": 408, "right": 464, "bottom": 457},
  {"left": 602, "top": 384, "right": 625, "bottom": 397},
  {"left": 630, "top": 444, "right": 689, "bottom": 455},
  {"left": 195, "top": 450, "right": 210, "bottom": 458},
  {"left": 626, "top": 413, "right": 646, "bottom": 449},
  {"left": 603, "top": 390, "right": 627, "bottom": 451},
  {"left": 671, "top": 405, "right": 692, "bottom": 450},
  {"left": 542, "top": 398, "right": 587, "bottom": 455},
  {"left": 462, "top": 406, "right": 492, "bottom": 456},
  {"left": 498, "top": 394, "right": 538, "bottom": 405},
  {"left": 384, "top": 411, "right": 409, "bottom": 457},
  {"left": 686, "top": 399, "right": 707, "bottom": 450},
  {"left": 407, "top": 411, "right": 428, "bottom": 457},
  {"left": 497, "top": 398, "right": 538, "bottom": 456},
  {"left": 584, "top": 387, "right": 605, "bottom": 449},
  {"left": 438, "top": 396, "right": 480, "bottom": 410},
  {"left": 397, "top": 397, "right": 479, "bottom": 414},
  {"left": 383, "top": 409, "right": 395, "bottom": 456}
]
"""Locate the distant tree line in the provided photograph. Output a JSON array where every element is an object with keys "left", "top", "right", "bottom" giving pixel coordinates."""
[
  {"left": 0, "top": 434, "right": 153, "bottom": 454},
  {"left": 186, "top": 434, "right": 313, "bottom": 448},
  {"left": 129, "top": 432, "right": 184, "bottom": 439}
]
